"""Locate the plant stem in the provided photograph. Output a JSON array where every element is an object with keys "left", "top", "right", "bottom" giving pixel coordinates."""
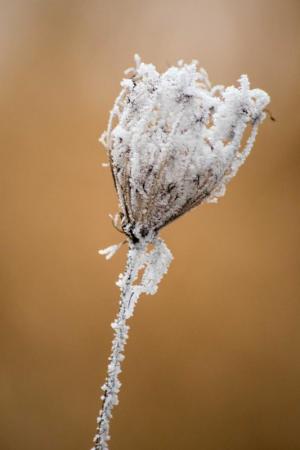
[{"left": 93, "top": 241, "right": 145, "bottom": 450}]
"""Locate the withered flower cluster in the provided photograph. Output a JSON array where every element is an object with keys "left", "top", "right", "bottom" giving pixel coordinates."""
[{"left": 101, "top": 54, "right": 269, "bottom": 245}]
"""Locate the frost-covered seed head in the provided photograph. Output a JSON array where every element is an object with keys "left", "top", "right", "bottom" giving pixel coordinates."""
[{"left": 101, "top": 55, "right": 270, "bottom": 243}]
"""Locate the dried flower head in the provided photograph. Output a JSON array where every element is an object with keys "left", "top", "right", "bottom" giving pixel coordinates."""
[{"left": 101, "top": 54, "right": 270, "bottom": 244}]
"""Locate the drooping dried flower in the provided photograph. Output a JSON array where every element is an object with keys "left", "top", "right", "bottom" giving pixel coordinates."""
[
  {"left": 93, "top": 55, "right": 270, "bottom": 450},
  {"left": 101, "top": 54, "right": 270, "bottom": 244}
]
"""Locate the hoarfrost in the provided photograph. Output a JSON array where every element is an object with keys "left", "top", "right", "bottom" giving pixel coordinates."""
[
  {"left": 98, "top": 243, "right": 123, "bottom": 260},
  {"left": 94, "top": 55, "right": 270, "bottom": 450},
  {"left": 101, "top": 56, "right": 269, "bottom": 243},
  {"left": 94, "top": 238, "right": 172, "bottom": 449}
]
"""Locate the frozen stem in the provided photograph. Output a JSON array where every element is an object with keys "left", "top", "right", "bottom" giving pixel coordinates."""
[{"left": 93, "top": 238, "right": 172, "bottom": 450}]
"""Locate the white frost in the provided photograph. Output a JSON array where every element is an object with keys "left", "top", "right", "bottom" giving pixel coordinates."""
[
  {"left": 101, "top": 56, "right": 270, "bottom": 243},
  {"left": 94, "top": 55, "right": 270, "bottom": 450},
  {"left": 94, "top": 238, "right": 173, "bottom": 450},
  {"left": 98, "top": 243, "right": 123, "bottom": 260}
]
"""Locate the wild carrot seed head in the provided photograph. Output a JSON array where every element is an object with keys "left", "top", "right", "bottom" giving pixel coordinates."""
[{"left": 101, "top": 55, "right": 270, "bottom": 243}]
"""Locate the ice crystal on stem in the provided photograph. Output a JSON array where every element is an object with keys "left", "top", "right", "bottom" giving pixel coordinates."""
[
  {"left": 93, "top": 239, "right": 172, "bottom": 450},
  {"left": 93, "top": 55, "right": 270, "bottom": 449}
]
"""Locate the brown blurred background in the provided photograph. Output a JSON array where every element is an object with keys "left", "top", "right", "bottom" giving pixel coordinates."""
[{"left": 1, "top": 1, "right": 300, "bottom": 449}]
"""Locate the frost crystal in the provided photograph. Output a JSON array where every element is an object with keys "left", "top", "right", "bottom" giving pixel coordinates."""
[
  {"left": 94, "top": 55, "right": 270, "bottom": 450},
  {"left": 101, "top": 54, "right": 270, "bottom": 244},
  {"left": 94, "top": 239, "right": 172, "bottom": 450}
]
